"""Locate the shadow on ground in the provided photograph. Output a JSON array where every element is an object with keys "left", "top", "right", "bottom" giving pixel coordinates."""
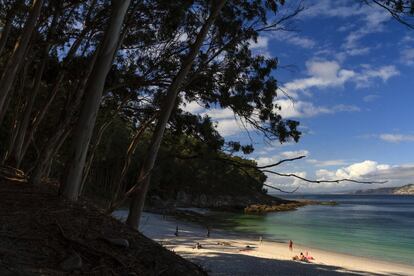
[{"left": 181, "top": 251, "right": 410, "bottom": 276}]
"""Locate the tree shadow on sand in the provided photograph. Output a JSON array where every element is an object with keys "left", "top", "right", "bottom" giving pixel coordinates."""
[{"left": 178, "top": 249, "right": 410, "bottom": 276}]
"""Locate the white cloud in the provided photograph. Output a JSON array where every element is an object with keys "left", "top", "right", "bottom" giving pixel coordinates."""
[
  {"left": 181, "top": 101, "right": 204, "bottom": 113},
  {"left": 354, "top": 65, "right": 399, "bottom": 88},
  {"left": 281, "top": 60, "right": 399, "bottom": 96},
  {"left": 249, "top": 36, "right": 269, "bottom": 50},
  {"left": 214, "top": 118, "right": 243, "bottom": 137},
  {"left": 255, "top": 149, "right": 309, "bottom": 166},
  {"left": 379, "top": 134, "right": 414, "bottom": 143},
  {"left": 284, "top": 60, "right": 355, "bottom": 92},
  {"left": 346, "top": 47, "right": 371, "bottom": 56},
  {"left": 203, "top": 108, "right": 234, "bottom": 119},
  {"left": 280, "top": 150, "right": 309, "bottom": 159},
  {"left": 304, "top": 0, "right": 390, "bottom": 57},
  {"left": 275, "top": 99, "right": 360, "bottom": 119},
  {"left": 315, "top": 160, "right": 414, "bottom": 189},
  {"left": 273, "top": 32, "right": 316, "bottom": 49},
  {"left": 180, "top": 103, "right": 243, "bottom": 137}
]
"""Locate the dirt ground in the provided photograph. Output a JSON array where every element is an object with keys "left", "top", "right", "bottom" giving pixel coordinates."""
[{"left": 0, "top": 180, "right": 206, "bottom": 275}]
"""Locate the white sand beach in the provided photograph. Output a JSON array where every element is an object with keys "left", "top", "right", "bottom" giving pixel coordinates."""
[{"left": 133, "top": 212, "right": 414, "bottom": 276}]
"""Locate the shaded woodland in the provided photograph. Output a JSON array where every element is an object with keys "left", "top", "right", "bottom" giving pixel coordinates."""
[{"left": 0, "top": 0, "right": 304, "bottom": 228}]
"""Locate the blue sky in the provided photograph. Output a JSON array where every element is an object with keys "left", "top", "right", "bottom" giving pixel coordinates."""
[{"left": 185, "top": 0, "right": 414, "bottom": 193}]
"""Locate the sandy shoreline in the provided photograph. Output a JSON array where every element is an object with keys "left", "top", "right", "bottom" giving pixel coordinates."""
[{"left": 115, "top": 211, "right": 414, "bottom": 276}]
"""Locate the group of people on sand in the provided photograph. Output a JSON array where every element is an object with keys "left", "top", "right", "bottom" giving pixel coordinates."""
[{"left": 289, "top": 240, "right": 315, "bottom": 263}]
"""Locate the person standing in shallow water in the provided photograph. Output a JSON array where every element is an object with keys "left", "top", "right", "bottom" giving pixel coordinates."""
[{"left": 289, "top": 240, "right": 293, "bottom": 251}]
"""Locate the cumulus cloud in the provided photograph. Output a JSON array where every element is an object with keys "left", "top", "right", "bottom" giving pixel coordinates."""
[{"left": 313, "top": 160, "right": 414, "bottom": 191}]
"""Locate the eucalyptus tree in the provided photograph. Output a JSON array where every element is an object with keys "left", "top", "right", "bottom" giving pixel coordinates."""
[
  {"left": 364, "top": 0, "right": 414, "bottom": 28},
  {"left": 0, "top": 0, "right": 43, "bottom": 115},
  {"left": 57, "top": 0, "right": 131, "bottom": 200}
]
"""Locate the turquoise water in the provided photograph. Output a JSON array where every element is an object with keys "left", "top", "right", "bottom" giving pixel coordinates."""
[{"left": 214, "top": 195, "right": 414, "bottom": 265}]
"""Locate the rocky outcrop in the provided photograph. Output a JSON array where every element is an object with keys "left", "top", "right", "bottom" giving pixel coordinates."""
[{"left": 244, "top": 200, "right": 338, "bottom": 214}]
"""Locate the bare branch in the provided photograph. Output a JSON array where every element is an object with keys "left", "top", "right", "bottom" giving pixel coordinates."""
[
  {"left": 262, "top": 170, "right": 388, "bottom": 185},
  {"left": 257, "top": 155, "right": 306, "bottom": 169}
]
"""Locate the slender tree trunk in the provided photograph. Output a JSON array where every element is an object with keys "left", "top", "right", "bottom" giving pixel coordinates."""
[
  {"left": 109, "top": 114, "right": 156, "bottom": 209},
  {"left": 29, "top": 46, "right": 99, "bottom": 185},
  {"left": 0, "top": 0, "right": 43, "bottom": 112},
  {"left": 21, "top": 25, "right": 94, "bottom": 159},
  {"left": 0, "top": 0, "right": 24, "bottom": 56},
  {"left": 8, "top": 8, "right": 60, "bottom": 168},
  {"left": 60, "top": 0, "right": 131, "bottom": 201},
  {"left": 79, "top": 108, "right": 121, "bottom": 194},
  {"left": 8, "top": 58, "right": 46, "bottom": 168},
  {"left": 3, "top": 60, "right": 30, "bottom": 163},
  {"left": 0, "top": 19, "right": 12, "bottom": 57},
  {"left": 125, "top": 0, "right": 227, "bottom": 229}
]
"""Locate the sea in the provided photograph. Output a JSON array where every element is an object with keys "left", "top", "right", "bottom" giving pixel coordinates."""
[{"left": 211, "top": 194, "right": 414, "bottom": 265}]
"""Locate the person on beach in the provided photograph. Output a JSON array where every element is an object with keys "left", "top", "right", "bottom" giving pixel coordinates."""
[
  {"left": 174, "top": 225, "right": 179, "bottom": 236},
  {"left": 289, "top": 240, "right": 293, "bottom": 251},
  {"left": 206, "top": 226, "right": 211, "bottom": 237},
  {"left": 292, "top": 252, "right": 309, "bottom": 262},
  {"left": 259, "top": 236, "right": 263, "bottom": 244}
]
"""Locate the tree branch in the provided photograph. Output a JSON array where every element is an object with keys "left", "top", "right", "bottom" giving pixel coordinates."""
[{"left": 262, "top": 170, "right": 388, "bottom": 185}]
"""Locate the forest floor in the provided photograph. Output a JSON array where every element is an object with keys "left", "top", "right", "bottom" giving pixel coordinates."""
[{"left": 0, "top": 180, "right": 206, "bottom": 275}]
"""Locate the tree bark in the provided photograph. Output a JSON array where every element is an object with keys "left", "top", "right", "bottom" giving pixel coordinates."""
[
  {"left": 109, "top": 114, "right": 156, "bottom": 209},
  {"left": 8, "top": 58, "right": 46, "bottom": 168},
  {"left": 3, "top": 59, "right": 30, "bottom": 163},
  {"left": 125, "top": 0, "right": 227, "bottom": 229},
  {"left": 7, "top": 6, "right": 60, "bottom": 168},
  {"left": 60, "top": 0, "right": 131, "bottom": 201},
  {"left": 0, "top": 0, "right": 43, "bottom": 113},
  {"left": 0, "top": 19, "right": 12, "bottom": 57}
]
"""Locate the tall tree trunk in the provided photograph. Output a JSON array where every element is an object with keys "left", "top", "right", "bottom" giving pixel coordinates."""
[
  {"left": 0, "top": 0, "right": 43, "bottom": 113},
  {"left": 21, "top": 24, "right": 94, "bottom": 160},
  {"left": 125, "top": 0, "right": 227, "bottom": 229},
  {"left": 30, "top": 45, "right": 99, "bottom": 186},
  {"left": 0, "top": 19, "right": 12, "bottom": 57},
  {"left": 3, "top": 60, "right": 30, "bottom": 163},
  {"left": 108, "top": 114, "right": 156, "bottom": 209},
  {"left": 60, "top": 0, "right": 131, "bottom": 201},
  {"left": 8, "top": 58, "right": 46, "bottom": 168},
  {"left": 0, "top": 0, "right": 24, "bottom": 56},
  {"left": 7, "top": 6, "right": 60, "bottom": 168}
]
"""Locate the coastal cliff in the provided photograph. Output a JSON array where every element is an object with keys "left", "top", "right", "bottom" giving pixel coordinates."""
[{"left": 353, "top": 184, "right": 414, "bottom": 195}]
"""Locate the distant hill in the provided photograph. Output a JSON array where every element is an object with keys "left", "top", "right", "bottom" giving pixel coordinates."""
[{"left": 353, "top": 184, "right": 414, "bottom": 195}]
